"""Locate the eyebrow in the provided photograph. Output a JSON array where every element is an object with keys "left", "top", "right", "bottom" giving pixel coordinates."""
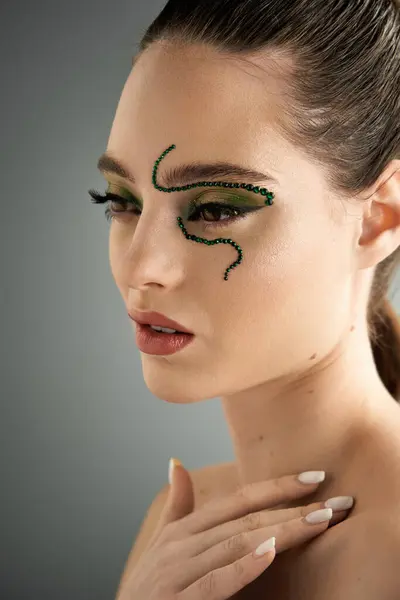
[{"left": 96, "top": 152, "right": 278, "bottom": 189}]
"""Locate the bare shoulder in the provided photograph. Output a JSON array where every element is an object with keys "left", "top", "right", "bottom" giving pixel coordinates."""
[
  {"left": 289, "top": 403, "right": 400, "bottom": 598},
  {"left": 354, "top": 401, "right": 400, "bottom": 512},
  {"left": 297, "top": 505, "right": 400, "bottom": 599}
]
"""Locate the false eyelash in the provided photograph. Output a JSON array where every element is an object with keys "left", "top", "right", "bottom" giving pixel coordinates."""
[{"left": 88, "top": 188, "right": 261, "bottom": 230}]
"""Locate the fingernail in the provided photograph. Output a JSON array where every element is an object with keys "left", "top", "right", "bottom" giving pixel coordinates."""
[
  {"left": 304, "top": 508, "right": 333, "bottom": 524},
  {"left": 168, "top": 457, "right": 182, "bottom": 484},
  {"left": 297, "top": 471, "right": 326, "bottom": 484},
  {"left": 324, "top": 496, "right": 354, "bottom": 510},
  {"left": 254, "top": 536, "right": 276, "bottom": 557}
]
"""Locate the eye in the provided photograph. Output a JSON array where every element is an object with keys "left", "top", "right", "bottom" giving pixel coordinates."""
[
  {"left": 106, "top": 197, "right": 139, "bottom": 221},
  {"left": 88, "top": 190, "right": 140, "bottom": 223},
  {"left": 187, "top": 201, "right": 252, "bottom": 229},
  {"left": 88, "top": 189, "right": 264, "bottom": 229}
]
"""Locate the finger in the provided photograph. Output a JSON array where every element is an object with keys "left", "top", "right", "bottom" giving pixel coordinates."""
[
  {"left": 177, "top": 537, "right": 276, "bottom": 600},
  {"left": 264, "top": 507, "right": 336, "bottom": 553},
  {"left": 186, "top": 497, "right": 353, "bottom": 555},
  {"left": 175, "top": 509, "right": 334, "bottom": 591},
  {"left": 180, "top": 472, "right": 325, "bottom": 535},
  {"left": 159, "top": 461, "right": 195, "bottom": 527},
  {"left": 254, "top": 495, "right": 355, "bottom": 527},
  {"left": 149, "top": 460, "right": 195, "bottom": 550}
]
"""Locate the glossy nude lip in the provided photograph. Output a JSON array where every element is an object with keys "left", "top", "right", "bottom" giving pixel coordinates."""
[{"left": 135, "top": 322, "right": 195, "bottom": 355}]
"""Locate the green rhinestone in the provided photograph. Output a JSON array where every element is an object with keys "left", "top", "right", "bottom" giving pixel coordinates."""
[{"left": 153, "top": 145, "right": 273, "bottom": 281}]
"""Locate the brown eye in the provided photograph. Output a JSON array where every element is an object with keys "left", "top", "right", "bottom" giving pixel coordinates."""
[
  {"left": 197, "top": 203, "right": 241, "bottom": 222},
  {"left": 88, "top": 188, "right": 267, "bottom": 229},
  {"left": 187, "top": 201, "right": 262, "bottom": 230}
]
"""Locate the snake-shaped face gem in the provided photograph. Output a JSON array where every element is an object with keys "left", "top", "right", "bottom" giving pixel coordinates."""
[{"left": 152, "top": 144, "right": 275, "bottom": 281}]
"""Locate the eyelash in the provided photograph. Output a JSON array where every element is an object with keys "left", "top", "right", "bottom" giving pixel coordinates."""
[{"left": 87, "top": 189, "right": 258, "bottom": 230}]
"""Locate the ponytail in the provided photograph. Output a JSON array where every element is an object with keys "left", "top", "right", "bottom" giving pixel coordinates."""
[{"left": 370, "top": 297, "right": 400, "bottom": 401}]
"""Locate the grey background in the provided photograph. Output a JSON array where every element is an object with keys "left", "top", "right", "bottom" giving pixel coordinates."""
[{"left": 2, "top": 1, "right": 399, "bottom": 599}]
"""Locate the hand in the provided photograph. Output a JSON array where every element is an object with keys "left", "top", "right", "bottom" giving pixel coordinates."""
[{"left": 116, "top": 463, "right": 353, "bottom": 600}]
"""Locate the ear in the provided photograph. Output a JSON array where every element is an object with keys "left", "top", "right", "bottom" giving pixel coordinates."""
[{"left": 357, "top": 159, "right": 400, "bottom": 270}]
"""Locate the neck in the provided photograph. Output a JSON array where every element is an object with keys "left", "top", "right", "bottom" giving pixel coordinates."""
[{"left": 220, "top": 323, "right": 394, "bottom": 491}]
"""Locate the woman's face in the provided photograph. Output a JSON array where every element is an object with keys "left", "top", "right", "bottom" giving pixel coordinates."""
[{"left": 103, "top": 42, "right": 362, "bottom": 403}]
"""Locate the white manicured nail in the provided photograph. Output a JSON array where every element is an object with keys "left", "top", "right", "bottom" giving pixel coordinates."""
[
  {"left": 168, "top": 457, "right": 182, "bottom": 484},
  {"left": 168, "top": 458, "right": 174, "bottom": 484},
  {"left": 324, "top": 496, "right": 354, "bottom": 510},
  {"left": 298, "top": 471, "right": 326, "bottom": 484},
  {"left": 254, "top": 536, "right": 276, "bottom": 556},
  {"left": 305, "top": 508, "right": 333, "bottom": 524}
]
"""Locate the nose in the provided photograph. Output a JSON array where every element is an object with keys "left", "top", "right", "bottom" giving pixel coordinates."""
[{"left": 121, "top": 214, "right": 189, "bottom": 290}]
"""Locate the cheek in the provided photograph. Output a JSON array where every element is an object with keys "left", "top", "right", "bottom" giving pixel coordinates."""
[{"left": 209, "top": 229, "right": 352, "bottom": 381}]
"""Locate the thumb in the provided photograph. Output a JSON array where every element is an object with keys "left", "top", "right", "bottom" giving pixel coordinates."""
[{"left": 157, "top": 458, "right": 195, "bottom": 530}]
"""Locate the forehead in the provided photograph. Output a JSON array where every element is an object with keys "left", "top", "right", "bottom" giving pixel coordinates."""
[
  {"left": 109, "top": 43, "right": 281, "bottom": 143},
  {"left": 106, "top": 42, "right": 322, "bottom": 194}
]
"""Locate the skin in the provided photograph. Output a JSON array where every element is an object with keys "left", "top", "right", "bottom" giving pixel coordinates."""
[
  {"left": 150, "top": 142, "right": 271, "bottom": 281},
  {"left": 103, "top": 41, "right": 400, "bottom": 522}
]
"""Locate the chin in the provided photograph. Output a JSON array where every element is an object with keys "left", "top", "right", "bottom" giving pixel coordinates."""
[
  {"left": 140, "top": 356, "right": 229, "bottom": 402},
  {"left": 146, "top": 384, "right": 204, "bottom": 404},
  {"left": 141, "top": 369, "right": 215, "bottom": 404}
]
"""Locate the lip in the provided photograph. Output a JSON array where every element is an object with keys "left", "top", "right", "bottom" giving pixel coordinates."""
[
  {"left": 134, "top": 323, "right": 195, "bottom": 355},
  {"left": 128, "top": 309, "right": 194, "bottom": 334}
]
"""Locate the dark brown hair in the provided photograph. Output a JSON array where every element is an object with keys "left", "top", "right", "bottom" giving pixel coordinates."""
[{"left": 134, "top": 0, "right": 400, "bottom": 400}]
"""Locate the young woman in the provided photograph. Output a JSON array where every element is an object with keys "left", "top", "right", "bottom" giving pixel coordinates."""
[{"left": 89, "top": 0, "right": 400, "bottom": 597}]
